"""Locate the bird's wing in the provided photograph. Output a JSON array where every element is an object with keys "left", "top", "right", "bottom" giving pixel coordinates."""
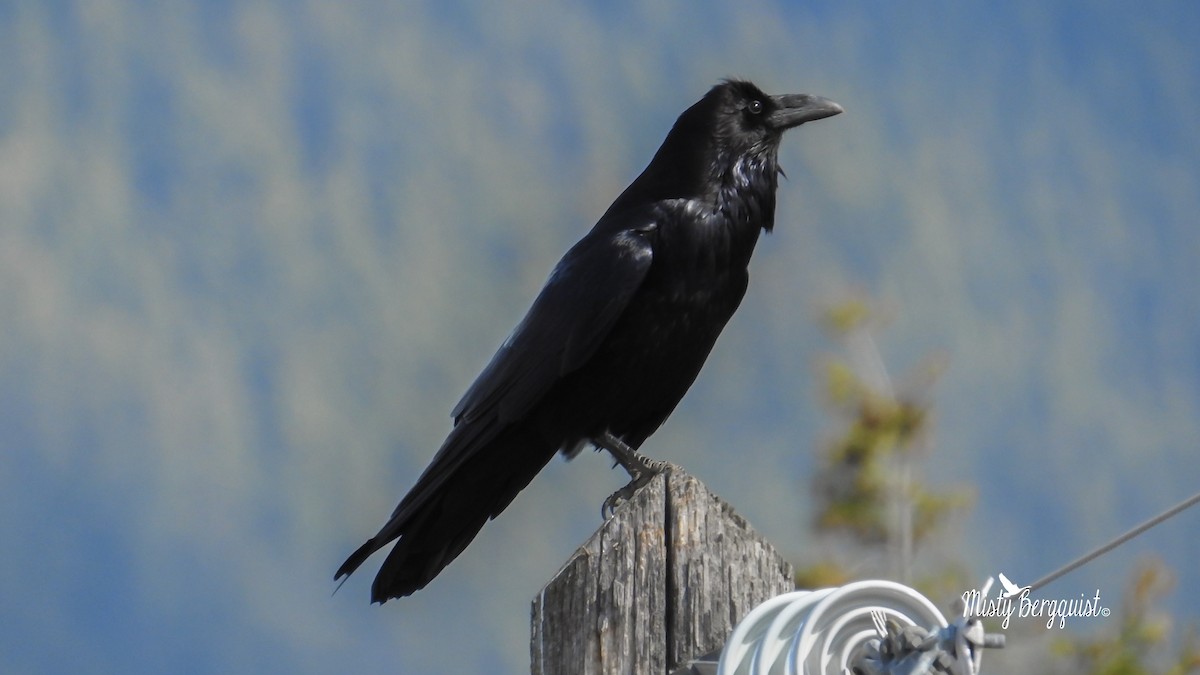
[
  {"left": 451, "top": 221, "right": 655, "bottom": 427},
  {"left": 335, "top": 220, "right": 656, "bottom": 589}
]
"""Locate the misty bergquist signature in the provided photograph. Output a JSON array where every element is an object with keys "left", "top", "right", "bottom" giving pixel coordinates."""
[{"left": 961, "top": 574, "right": 1111, "bottom": 629}]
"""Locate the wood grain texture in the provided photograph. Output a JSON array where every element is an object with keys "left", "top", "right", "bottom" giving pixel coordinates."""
[{"left": 532, "top": 469, "right": 793, "bottom": 674}]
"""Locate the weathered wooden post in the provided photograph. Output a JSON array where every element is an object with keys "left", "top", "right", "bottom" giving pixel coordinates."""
[{"left": 531, "top": 469, "right": 794, "bottom": 674}]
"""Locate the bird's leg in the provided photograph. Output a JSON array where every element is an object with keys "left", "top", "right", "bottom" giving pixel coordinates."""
[
  {"left": 594, "top": 430, "right": 676, "bottom": 518},
  {"left": 597, "top": 430, "right": 664, "bottom": 476}
]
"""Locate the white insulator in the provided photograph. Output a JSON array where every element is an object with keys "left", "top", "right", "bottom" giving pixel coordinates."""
[{"left": 717, "top": 580, "right": 948, "bottom": 675}]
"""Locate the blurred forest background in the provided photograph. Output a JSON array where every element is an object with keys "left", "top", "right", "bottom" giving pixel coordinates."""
[{"left": 2, "top": 2, "right": 1199, "bottom": 673}]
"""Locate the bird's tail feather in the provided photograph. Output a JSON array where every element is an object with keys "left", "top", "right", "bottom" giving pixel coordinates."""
[
  {"left": 334, "top": 537, "right": 382, "bottom": 582},
  {"left": 337, "top": 422, "right": 558, "bottom": 602}
]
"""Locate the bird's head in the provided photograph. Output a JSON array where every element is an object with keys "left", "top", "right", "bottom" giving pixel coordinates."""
[
  {"left": 707, "top": 79, "right": 843, "bottom": 157},
  {"left": 606, "top": 79, "right": 842, "bottom": 217}
]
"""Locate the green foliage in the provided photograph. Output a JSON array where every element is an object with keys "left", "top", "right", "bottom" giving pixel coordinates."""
[
  {"left": 796, "top": 297, "right": 972, "bottom": 594},
  {"left": 811, "top": 388, "right": 972, "bottom": 545},
  {"left": 793, "top": 559, "right": 853, "bottom": 590},
  {"left": 1052, "top": 558, "right": 1200, "bottom": 675},
  {"left": 797, "top": 297, "right": 1197, "bottom": 672}
]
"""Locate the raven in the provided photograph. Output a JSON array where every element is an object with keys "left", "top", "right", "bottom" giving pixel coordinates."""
[{"left": 337, "top": 80, "right": 842, "bottom": 602}]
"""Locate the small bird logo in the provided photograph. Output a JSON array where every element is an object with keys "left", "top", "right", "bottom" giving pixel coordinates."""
[{"left": 998, "top": 573, "right": 1029, "bottom": 599}]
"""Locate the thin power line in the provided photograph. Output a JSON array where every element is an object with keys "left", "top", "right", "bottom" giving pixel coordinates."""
[{"left": 1028, "top": 489, "right": 1200, "bottom": 593}]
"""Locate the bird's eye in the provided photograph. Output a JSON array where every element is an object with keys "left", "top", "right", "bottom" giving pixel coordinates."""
[{"left": 747, "top": 100, "right": 764, "bottom": 115}]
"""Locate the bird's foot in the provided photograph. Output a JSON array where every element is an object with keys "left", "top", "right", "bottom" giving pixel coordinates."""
[
  {"left": 594, "top": 430, "right": 677, "bottom": 519},
  {"left": 601, "top": 467, "right": 674, "bottom": 519},
  {"left": 602, "top": 481, "right": 639, "bottom": 519}
]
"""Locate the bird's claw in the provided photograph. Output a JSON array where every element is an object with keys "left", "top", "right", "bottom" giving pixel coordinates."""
[
  {"left": 601, "top": 483, "right": 638, "bottom": 519},
  {"left": 599, "top": 460, "right": 681, "bottom": 520},
  {"left": 594, "top": 430, "right": 680, "bottom": 520}
]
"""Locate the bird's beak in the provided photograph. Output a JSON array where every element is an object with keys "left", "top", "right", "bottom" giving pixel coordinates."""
[{"left": 766, "top": 94, "right": 843, "bottom": 130}]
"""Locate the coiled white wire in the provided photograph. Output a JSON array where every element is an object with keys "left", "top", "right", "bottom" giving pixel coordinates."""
[{"left": 717, "top": 580, "right": 947, "bottom": 675}]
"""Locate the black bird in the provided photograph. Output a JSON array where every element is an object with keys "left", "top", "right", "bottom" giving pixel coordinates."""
[{"left": 337, "top": 80, "right": 842, "bottom": 602}]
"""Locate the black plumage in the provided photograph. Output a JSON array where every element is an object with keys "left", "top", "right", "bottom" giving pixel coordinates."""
[{"left": 337, "top": 79, "right": 842, "bottom": 602}]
